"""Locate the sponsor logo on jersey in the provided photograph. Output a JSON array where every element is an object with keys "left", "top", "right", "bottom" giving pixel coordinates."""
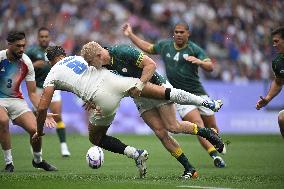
[
  {"left": 166, "top": 53, "right": 171, "bottom": 58},
  {"left": 0, "top": 67, "right": 5, "bottom": 72},
  {"left": 280, "top": 70, "right": 284, "bottom": 74},
  {"left": 122, "top": 68, "right": 127, "bottom": 72},
  {"left": 183, "top": 54, "right": 189, "bottom": 59}
]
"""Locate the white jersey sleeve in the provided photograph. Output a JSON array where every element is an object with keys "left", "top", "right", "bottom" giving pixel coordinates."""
[
  {"left": 22, "top": 53, "right": 35, "bottom": 81},
  {"left": 43, "top": 69, "right": 55, "bottom": 88}
]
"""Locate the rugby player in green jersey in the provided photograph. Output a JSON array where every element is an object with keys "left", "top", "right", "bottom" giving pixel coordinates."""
[
  {"left": 80, "top": 41, "right": 224, "bottom": 178},
  {"left": 122, "top": 22, "right": 226, "bottom": 168},
  {"left": 26, "top": 27, "right": 71, "bottom": 157},
  {"left": 256, "top": 26, "right": 284, "bottom": 138}
]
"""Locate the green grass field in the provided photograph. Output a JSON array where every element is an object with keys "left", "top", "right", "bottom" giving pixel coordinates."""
[{"left": 1, "top": 134, "right": 284, "bottom": 189}]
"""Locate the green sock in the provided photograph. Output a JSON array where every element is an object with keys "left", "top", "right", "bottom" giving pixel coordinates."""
[
  {"left": 197, "top": 128, "right": 211, "bottom": 138},
  {"left": 56, "top": 128, "right": 66, "bottom": 143},
  {"left": 176, "top": 153, "right": 195, "bottom": 171}
]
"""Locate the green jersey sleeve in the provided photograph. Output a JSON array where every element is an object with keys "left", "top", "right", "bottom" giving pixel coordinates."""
[
  {"left": 152, "top": 40, "right": 170, "bottom": 55},
  {"left": 272, "top": 54, "right": 284, "bottom": 78},
  {"left": 190, "top": 42, "right": 209, "bottom": 61}
]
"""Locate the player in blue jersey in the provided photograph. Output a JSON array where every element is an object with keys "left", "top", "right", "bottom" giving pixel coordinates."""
[
  {"left": 0, "top": 31, "right": 57, "bottom": 172},
  {"left": 256, "top": 26, "right": 284, "bottom": 138}
]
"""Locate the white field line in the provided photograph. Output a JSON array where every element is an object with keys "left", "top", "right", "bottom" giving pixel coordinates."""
[{"left": 176, "top": 185, "right": 236, "bottom": 189}]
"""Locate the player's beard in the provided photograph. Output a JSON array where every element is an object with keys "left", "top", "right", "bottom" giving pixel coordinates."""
[{"left": 12, "top": 51, "right": 23, "bottom": 59}]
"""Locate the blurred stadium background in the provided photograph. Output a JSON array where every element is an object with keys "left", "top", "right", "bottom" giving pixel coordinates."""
[{"left": 1, "top": 0, "right": 284, "bottom": 135}]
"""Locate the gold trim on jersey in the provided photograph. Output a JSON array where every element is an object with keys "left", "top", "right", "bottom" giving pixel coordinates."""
[
  {"left": 111, "top": 57, "right": 114, "bottom": 65},
  {"left": 174, "top": 42, "right": 187, "bottom": 50},
  {"left": 149, "top": 45, "right": 155, "bottom": 54},
  {"left": 136, "top": 52, "right": 144, "bottom": 67},
  {"left": 203, "top": 58, "right": 211, "bottom": 62}
]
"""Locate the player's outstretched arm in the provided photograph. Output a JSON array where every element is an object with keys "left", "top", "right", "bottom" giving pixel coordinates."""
[
  {"left": 35, "top": 86, "right": 55, "bottom": 137},
  {"left": 256, "top": 78, "right": 283, "bottom": 110},
  {"left": 122, "top": 23, "right": 154, "bottom": 54}
]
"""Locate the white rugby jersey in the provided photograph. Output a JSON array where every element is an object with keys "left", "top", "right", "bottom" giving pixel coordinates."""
[{"left": 43, "top": 56, "right": 106, "bottom": 102}]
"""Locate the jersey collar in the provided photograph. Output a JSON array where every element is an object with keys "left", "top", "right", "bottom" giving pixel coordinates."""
[{"left": 173, "top": 42, "right": 188, "bottom": 50}]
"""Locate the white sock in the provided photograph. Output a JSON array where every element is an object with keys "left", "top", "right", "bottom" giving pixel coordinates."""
[
  {"left": 2, "top": 149, "right": 13, "bottom": 165},
  {"left": 124, "top": 146, "right": 139, "bottom": 159},
  {"left": 61, "top": 142, "right": 68, "bottom": 149},
  {"left": 33, "top": 151, "right": 42, "bottom": 163},
  {"left": 170, "top": 88, "right": 204, "bottom": 106}
]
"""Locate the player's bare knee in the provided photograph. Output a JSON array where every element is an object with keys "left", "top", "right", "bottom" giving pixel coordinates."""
[
  {"left": 0, "top": 118, "right": 9, "bottom": 130},
  {"left": 278, "top": 110, "right": 284, "bottom": 124},
  {"left": 153, "top": 128, "right": 168, "bottom": 140},
  {"left": 28, "top": 128, "right": 37, "bottom": 137}
]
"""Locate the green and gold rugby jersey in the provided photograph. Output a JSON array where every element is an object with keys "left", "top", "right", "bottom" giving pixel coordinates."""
[
  {"left": 26, "top": 46, "right": 51, "bottom": 88},
  {"left": 106, "top": 44, "right": 166, "bottom": 85},
  {"left": 272, "top": 53, "right": 284, "bottom": 78},
  {"left": 152, "top": 39, "right": 210, "bottom": 95}
]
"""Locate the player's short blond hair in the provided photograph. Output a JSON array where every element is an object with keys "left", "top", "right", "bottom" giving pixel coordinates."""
[{"left": 81, "top": 41, "right": 102, "bottom": 62}]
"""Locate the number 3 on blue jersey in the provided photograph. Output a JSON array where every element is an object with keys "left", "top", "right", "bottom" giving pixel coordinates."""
[
  {"left": 7, "top": 79, "right": 12, "bottom": 88},
  {"left": 66, "top": 60, "right": 87, "bottom": 74}
]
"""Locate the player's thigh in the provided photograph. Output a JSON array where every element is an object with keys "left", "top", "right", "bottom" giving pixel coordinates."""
[
  {"left": 142, "top": 109, "right": 164, "bottom": 130},
  {"left": 142, "top": 109, "right": 169, "bottom": 138},
  {"left": 0, "top": 106, "right": 9, "bottom": 126},
  {"left": 200, "top": 114, "right": 218, "bottom": 129},
  {"left": 157, "top": 103, "right": 179, "bottom": 128},
  {"left": 179, "top": 105, "right": 204, "bottom": 127},
  {"left": 13, "top": 111, "right": 37, "bottom": 135}
]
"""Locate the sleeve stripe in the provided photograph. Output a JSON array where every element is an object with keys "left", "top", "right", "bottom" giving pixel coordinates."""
[
  {"left": 203, "top": 58, "right": 211, "bottom": 62},
  {"left": 149, "top": 45, "right": 155, "bottom": 54},
  {"left": 136, "top": 52, "right": 144, "bottom": 67}
]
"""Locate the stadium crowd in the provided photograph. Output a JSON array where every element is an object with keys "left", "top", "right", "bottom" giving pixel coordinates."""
[{"left": 0, "top": 0, "right": 283, "bottom": 82}]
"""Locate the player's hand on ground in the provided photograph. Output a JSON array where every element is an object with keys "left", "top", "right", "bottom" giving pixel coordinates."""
[
  {"left": 45, "top": 113, "right": 58, "bottom": 128},
  {"left": 185, "top": 56, "right": 202, "bottom": 65},
  {"left": 128, "top": 87, "right": 142, "bottom": 98},
  {"left": 256, "top": 96, "right": 269, "bottom": 110},
  {"left": 122, "top": 23, "right": 132, "bottom": 37}
]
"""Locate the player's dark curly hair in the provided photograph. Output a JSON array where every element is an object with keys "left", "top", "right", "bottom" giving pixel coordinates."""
[
  {"left": 46, "top": 46, "right": 66, "bottom": 61},
  {"left": 271, "top": 26, "right": 284, "bottom": 39},
  {"left": 6, "top": 31, "right": 25, "bottom": 43}
]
